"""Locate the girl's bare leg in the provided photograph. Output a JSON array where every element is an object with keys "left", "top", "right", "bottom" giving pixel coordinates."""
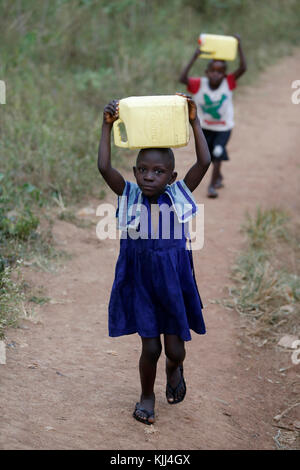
[
  {"left": 164, "top": 335, "right": 186, "bottom": 403},
  {"left": 135, "top": 336, "right": 162, "bottom": 423}
]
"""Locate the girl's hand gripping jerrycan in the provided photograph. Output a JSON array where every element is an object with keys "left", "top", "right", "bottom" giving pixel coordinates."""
[
  {"left": 113, "top": 95, "right": 190, "bottom": 149},
  {"left": 198, "top": 34, "right": 238, "bottom": 61}
]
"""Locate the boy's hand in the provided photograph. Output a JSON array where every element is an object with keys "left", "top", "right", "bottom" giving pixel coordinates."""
[
  {"left": 176, "top": 92, "right": 198, "bottom": 122},
  {"left": 193, "top": 46, "right": 202, "bottom": 58},
  {"left": 232, "top": 33, "right": 246, "bottom": 79},
  {"left": 103, "top": 99, "right": 119, "bottom": 124}
]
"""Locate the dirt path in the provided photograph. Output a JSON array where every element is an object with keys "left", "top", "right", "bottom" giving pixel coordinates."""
[{"left": 1, "top": 52, "right": 299, "bottom": 450}]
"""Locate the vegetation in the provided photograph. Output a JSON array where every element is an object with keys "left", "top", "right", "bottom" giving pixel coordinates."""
[
  {"left": 1, "top": 0, "right": 299, "bottom": 201},
  {"left": 224, "top": 208, "right": 300, "bottom": 343},
  {"left": 1, "top": 0, "right": 300, "bottom": 335}
]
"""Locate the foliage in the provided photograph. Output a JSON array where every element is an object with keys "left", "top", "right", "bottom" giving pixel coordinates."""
[
  {"left": 224, "top": 208, "right": 300, "bottom": 342},
  {"left": 0, "top": 266, "right": 24, "bottom": 339},
  {"left": 1, "top": 0, "right": 299, "bottom": 202},
  {"left": 0, "top": 0, "right": 300, "bottom": 335}
]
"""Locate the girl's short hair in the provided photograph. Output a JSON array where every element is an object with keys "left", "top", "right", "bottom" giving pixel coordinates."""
[{"left": 137, "top": 148, "right": 175, "bottom": 170}]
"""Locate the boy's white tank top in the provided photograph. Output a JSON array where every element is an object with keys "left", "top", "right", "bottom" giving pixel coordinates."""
[{"left": 193, "top": 76, "right": 234, "bottom": 132}]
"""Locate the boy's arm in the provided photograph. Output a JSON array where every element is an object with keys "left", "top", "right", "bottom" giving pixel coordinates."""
[
  {"left": 177, "top": 94, "right": 211, "bottom": 192},
  {"left": 98, "top": 100, "right": 125, "bottom": 196},
  {"left": 179, "top": 47, "right": 201, "bottom": 85},
  {"left": 232, "top": 34, "right": 247, "bottom": 81}
]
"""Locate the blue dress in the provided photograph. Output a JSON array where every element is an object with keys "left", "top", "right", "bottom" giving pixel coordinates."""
[{"left": 108, "top": 180, "right": 206, "bottom": 342}]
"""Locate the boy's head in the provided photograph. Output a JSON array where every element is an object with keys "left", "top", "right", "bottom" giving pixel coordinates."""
[
  {"left": 206, "top": 59, "right": 227, "bottom": 89},
  {"left": 133, "top": 148, "right": 177, "bottom": 198}
]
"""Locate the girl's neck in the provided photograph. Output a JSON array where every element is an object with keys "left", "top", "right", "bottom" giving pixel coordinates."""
[
  {"left": 147, "top": 195, "right": 159, "bottom": 204},
  {"left": 142, "top": 187, "right": 167, "bottom": 204}
]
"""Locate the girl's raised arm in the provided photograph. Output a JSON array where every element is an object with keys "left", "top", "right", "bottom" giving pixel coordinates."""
[
  {"left": 98, "top": 100, "right": 126, "bottom": 196},
  {"left": 177, "top": 94, "right": 211, "bottom": 192}
]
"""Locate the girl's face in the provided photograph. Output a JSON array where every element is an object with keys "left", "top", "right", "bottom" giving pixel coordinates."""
[{"left": 133, "top": 149, "right": 177, "bottom": 199}]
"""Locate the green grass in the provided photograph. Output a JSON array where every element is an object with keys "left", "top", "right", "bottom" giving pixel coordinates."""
[
  {"left": 242, "top": 207, "right": 291, "bottom": 249},
  {"left": 0, "top": 266, "right": 24, "bottom": 338},
  {"left": 0, "top": 172, "right": 70, "bottom": 338},
  {"left": 224, "top": 208, "right": 300, "bottom": 342},
  {"left": 1, "top": 0, "right": 300, "bottom": 201},
  {"left": 1, "top": 0, "right": 300, "bottom": 336},
  {"left": 1, "top": 0, "right": 299, "bottom": 203}
]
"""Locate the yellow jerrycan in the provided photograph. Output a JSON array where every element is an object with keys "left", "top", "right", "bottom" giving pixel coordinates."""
[
  {"left": 198, "top": 34, "right": 238, "bottom": 61},
  {"left": 113, "top": 95, "right": 190, "bottom": 149}
]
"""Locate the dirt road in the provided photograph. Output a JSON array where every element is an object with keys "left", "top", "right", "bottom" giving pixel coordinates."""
[{"left": 1, "top": 52, "right": 299, "bottom": 450}]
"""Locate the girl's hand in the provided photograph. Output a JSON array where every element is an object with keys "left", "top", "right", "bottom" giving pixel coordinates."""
[
  {"left": 176, "top": 92, "right": 198, "bottom": 122},
  {"left": 103, "top": 99, "right": 119, "bottom": 124}
]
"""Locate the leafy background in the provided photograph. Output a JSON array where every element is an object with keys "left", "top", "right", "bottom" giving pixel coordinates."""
[{"left": 0, "top": 0, "right": 299, "bottom": 334}]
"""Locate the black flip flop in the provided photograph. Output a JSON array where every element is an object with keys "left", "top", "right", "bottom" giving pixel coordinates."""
[
  {"left": 133, "top": 402, "right": 155, "bottom": 425},
  {"left": 166, "top": 366, "right": 186, "bottom": 405}
]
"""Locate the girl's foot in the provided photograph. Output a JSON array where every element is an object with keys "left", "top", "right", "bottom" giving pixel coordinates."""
[
  {"left": 133, "top": 393, "right": 155, "bottom": 425},
  {"left": 166, "top": 365, "right": 186, "bottom": 404}
]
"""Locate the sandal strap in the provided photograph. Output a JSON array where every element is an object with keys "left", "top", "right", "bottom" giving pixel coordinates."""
[
  {"left": 133, "top": 402, "right": 155, "bottom": 423},
  {"left": 134, "top": 403, "right": 152, "bottom": 417},
  {"left": 166, "top": 366, "right": 186, "bottom": 404}
]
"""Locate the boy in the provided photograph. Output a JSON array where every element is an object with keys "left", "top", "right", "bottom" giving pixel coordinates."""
[{"left": 179, "top": 34, "right": 247, "bottom": 198}]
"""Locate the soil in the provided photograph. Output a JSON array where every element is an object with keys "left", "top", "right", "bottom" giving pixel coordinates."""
[{"left": 1, "top": 52, "right": 299, "bottom": 450}]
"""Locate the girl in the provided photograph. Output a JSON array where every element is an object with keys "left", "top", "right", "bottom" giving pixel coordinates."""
[{"left": 98, "top": 94, "right": 211, "bottom": 425}]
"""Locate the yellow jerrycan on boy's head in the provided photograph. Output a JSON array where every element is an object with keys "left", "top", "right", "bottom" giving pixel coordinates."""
[
  {"left": 198, "top": 34, "right": 238, "bottom": 61},
  {"left": 113, "top": 95, "right": 190, "bottom": 149}
]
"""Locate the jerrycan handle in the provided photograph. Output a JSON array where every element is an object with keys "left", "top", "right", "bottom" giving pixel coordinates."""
[
  {"left": 113, "top": 118, "right": 129, "bottom": 148},
  {"left": 197, "top": 39, "right": 213, "bottom": 57},
  {"left": 199, "top": 51, "right": 213, "bottom": 57},
  {"left": 198, "top": 36, "right": 213, "bottom": 57}
]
